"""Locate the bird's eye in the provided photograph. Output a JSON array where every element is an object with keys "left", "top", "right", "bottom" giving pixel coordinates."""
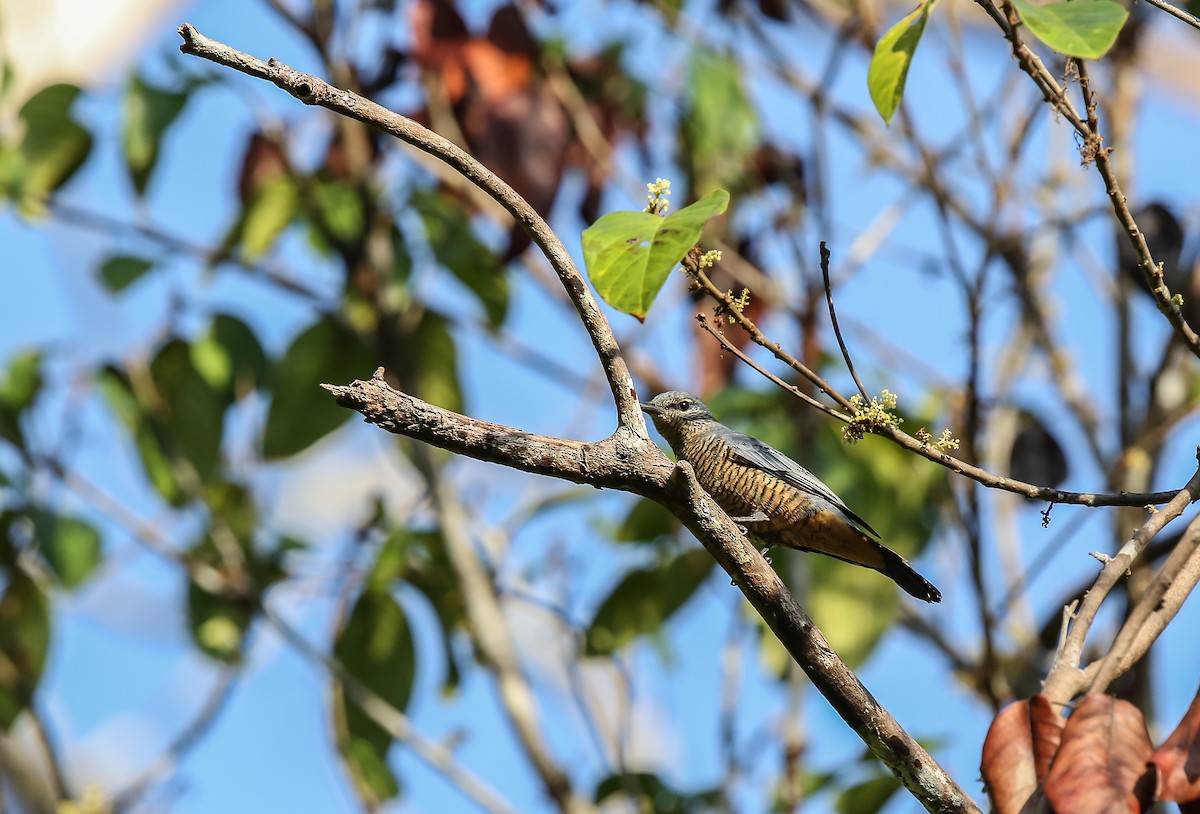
[{"left": 679, "top": 399, "right": 693, "bottom": 410}]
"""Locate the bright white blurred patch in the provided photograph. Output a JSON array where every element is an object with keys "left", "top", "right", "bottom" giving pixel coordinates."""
[
  {"left": 504, "top": 596, "right": 680, "bottom": 772},
  {"left": 0, "top": 0, "right": 183, "bottom": 107},
  {"left": 67, "top": 712, "right": 164, "bottom": 790},
  {"left": 268, "top": 424, "right": 424, "bottom": 544}
]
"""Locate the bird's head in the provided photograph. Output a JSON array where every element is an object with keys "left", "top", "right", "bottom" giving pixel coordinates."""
[{"left": 640, "top": 391, "right": 714, "bottom": 446}]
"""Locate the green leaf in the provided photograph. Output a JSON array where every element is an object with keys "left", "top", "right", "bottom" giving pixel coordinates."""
[
  {"left": 413, "top": 190, "right": 509, "bottom": 329},
  {"left": 333, "top": 590, "right": 415, "bottom": 806},
  {"left": 582, "top": 189, "right": 729, "bottom": 320},
  {"left": 309, "top": 177, "right": 366, "bottom": 247},
  {"left": 97, "top": 366, "right": 184, "bottom": 505},
  {"left": 237, "top": 177, "right": 300, "bottom": 260},
  {"left": 1010, "top": 0, "right": 1128, "bottom": 58},
  {"left": 835, "top": 775, "right": 901, "bottom": 814},
  {"left": 411, "top": 310, "right": 463, "bottom": 414},
  {"left": 13, "top": 83, "right": 93, "bottom": 203},
  {"left": 0, "top": 570, "right": 51, "bottom": 727},
  {"left": 868, "top": 0, "right": 937, "bottom": 125},
  {"left": 0, "top": 350, "right": 43, "bottom": 452},
  {"left": 191, "top": 314, "right": 269, "bottom": 400},
  {"left": 594, "top": 772, "right": 726, "bottom": 811},
  {"left": 98, "top": 254, "right": 155, "bottom": 292},
  {"left": 262, "top": 317, "right": 374, "bottom": 459},
  {"left": 397, "top": 530, "right": 467, "bottom": 693},
  {"left": 682, "top": 52, "right": 760, "bottom": 192},
  {"left": 611, "top": 498, "right": 681, "bottom": 545},
  {"left": 150, "top": 339, "right": 225, "bottom": 484},
  {"left": 585, "top": 548, "right": 714, "bottom": 656},
  {"left": 28, "top": 509, "right": 102, "bottom": 589},
  {"left": 122, "top": 74, "right": 189, "bottom": 196}
]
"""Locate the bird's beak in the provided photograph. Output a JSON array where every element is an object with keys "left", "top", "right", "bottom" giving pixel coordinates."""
[{"left": 639, "top": 401, "right": 660, "bottom": 416}]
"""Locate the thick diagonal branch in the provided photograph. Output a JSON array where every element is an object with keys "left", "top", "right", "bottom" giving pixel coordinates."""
[{"left": 326, "top": 372, "right": 981, "bottom": 814}]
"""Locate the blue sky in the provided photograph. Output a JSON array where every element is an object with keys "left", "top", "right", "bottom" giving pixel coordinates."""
[{"left": 5, "top": 0, "right": 1200, "bottom": 812}]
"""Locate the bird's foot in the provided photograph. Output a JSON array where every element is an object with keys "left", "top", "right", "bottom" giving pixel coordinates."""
[
  {"left": 720, "top": 513, "right": 768, "bottom": 533},
  {"left": 758, "top": 545, "right": 773, "bottom": 565}
]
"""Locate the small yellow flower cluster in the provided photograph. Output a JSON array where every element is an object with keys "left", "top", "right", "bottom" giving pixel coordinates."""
[
  {"left": 699, "top": 249, "right": 722, "bottom": 268},
  {"left": 727, "top": 287, "right": 750, "bottom": 322},
  {"left": 843, "top": 389, "right": 902, "bottom": 444},
  {"left": 646, "top": 178, "right": 671, "bottom": 215},
  {"left": 933, "top": 428, "right": 960, "bottom": 451}
]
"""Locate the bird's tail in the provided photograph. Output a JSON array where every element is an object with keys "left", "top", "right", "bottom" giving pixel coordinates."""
[{"left": 876, "top": 545, "right": 942, "bottom": 603}]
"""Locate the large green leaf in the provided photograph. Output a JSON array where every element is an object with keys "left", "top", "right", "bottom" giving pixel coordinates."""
[
  {"left": 585, "top": 548, "right": 714, "bottom": 656},
  {"left": 122, "top": 74, "right": 190, "bottom": 196},
  {"left": 682, "top": 52, "right": 760, "bottom": 192},
  {"left": 413, "top": 190, "right": 509, "bottom": 329},
  {"left": 411, "top": 310, "right": 463, "bottom": 415},
  {"left": 582, "top": 189, "right": 729, "bottom": 320},
  {"left": 1010, "top": 0, "right": 1128, "bottom": 58},
  {"left": 97, "top": 365, "right": 186, "bottom": 505},
  {"left": 28, "top": 509, "right": 102, "bottom": 590},
  {"left": 868, "top": 0, "right": 937, "bottom": 125},
  {"left": 333, "top": 589, "right": 415, "bottom": 806},
  {"left": 262, "top": 317, "right": 374, "bottom": 458},
  {"left": 235, "top": 177, "right": 300, "bottom": 260},
  {"left": 190, "top": 314, "right": 270, "bottom": 401},
  {"left": 610, "top": 498, "right": 681, "bottom": 545},
  {"left": 12, "top": 83, "right": 93, "bottom": 204},
  {"left": 150, "top": 339, "right": 225, "bottom": 484},
  {"left": 0, "top": 570, "right": 51, "bottom": 727}
]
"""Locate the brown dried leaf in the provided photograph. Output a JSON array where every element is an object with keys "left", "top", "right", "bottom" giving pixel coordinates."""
[
  {"left": 1030, "top": 694, "right": 1065, "bottom": 782},
  {"left": 1151, "top": 684, "right": 1200, "bottom": 805},
  {"left": 1043, "top": 695, "right": 1156, "bottom": 814},
  {"left": 981, "top": 699, "right": 1037, "bottom": 813}
]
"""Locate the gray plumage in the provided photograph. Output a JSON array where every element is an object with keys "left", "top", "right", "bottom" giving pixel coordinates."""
[{"left": 641, "top": 391, "right": 941, "bottom": 603}]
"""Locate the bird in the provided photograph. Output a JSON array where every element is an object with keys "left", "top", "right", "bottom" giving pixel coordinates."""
[{"left": 640, "top": 391, "right": 941, "bottom": 603}]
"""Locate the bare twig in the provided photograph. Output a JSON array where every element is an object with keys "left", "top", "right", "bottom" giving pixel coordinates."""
[
  {"left": 819, "top": 242, "right": 871, "bottom": 403},
  {"left": 414, "top": 449, "right": 592, "bottom": 814},
  {"left": 263, "top": 606, "right": 520, "bottom": 814},
  {"left": 1140, "top": 0, "right": 1200, "bottom": 31},
  {"left": 1087, "top": 511, "right": 1200, "bottom": 693},
  {"left": 1042, "top": 454, "right": 1200, "bottom": 703},
  {"left": 176, "top": 23, "right": 644, "bottom": 432},
  {"left": 690, "top": 266, "right": 1182, "bottom": 507},
  {"left": 111, "top": 672, "right": 238, "bottom": 812}
]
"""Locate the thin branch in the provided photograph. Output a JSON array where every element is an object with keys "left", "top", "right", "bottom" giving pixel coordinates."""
[
  {"left": 690, "top": 266, "right": 1183, "bottom": 508},
  {"left": 1140, "top": 0, "right": 1200, "bottom": 30},
  {"left": 111, "top": 672, "right": 238, "bottom": 813},
  {"left": 977, "top": 0, "right": 1200, "bottom": 357},
  {"left": 1087, "top": 511, "right": 1200, "bottom": 693},
  {"left": 263, "top": 606, "right": 521, "bottom": 814},
  {"left": 413, "top": 450, "right": 592, "bottom": 814},
  {"left": 695, "top": 314, "right": 850, "bottom": 423},
  {"left": 1042, "top": 452, "right": 1200, "bottom": 703},
  {"left": 819, "top": 242, "right": 871, "bottom": 403},
  {"left": 176, "top": 23, "right": 645, "bottom": 432}
]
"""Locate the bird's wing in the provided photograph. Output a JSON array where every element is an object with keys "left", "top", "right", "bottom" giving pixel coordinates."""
[{"left": 723, "top": 428, "right": 882, "bottom": 539}]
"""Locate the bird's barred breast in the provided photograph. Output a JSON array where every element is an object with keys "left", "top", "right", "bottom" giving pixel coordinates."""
[{"left": 682, "top": 434, "right": 798, "bottom": 531}]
